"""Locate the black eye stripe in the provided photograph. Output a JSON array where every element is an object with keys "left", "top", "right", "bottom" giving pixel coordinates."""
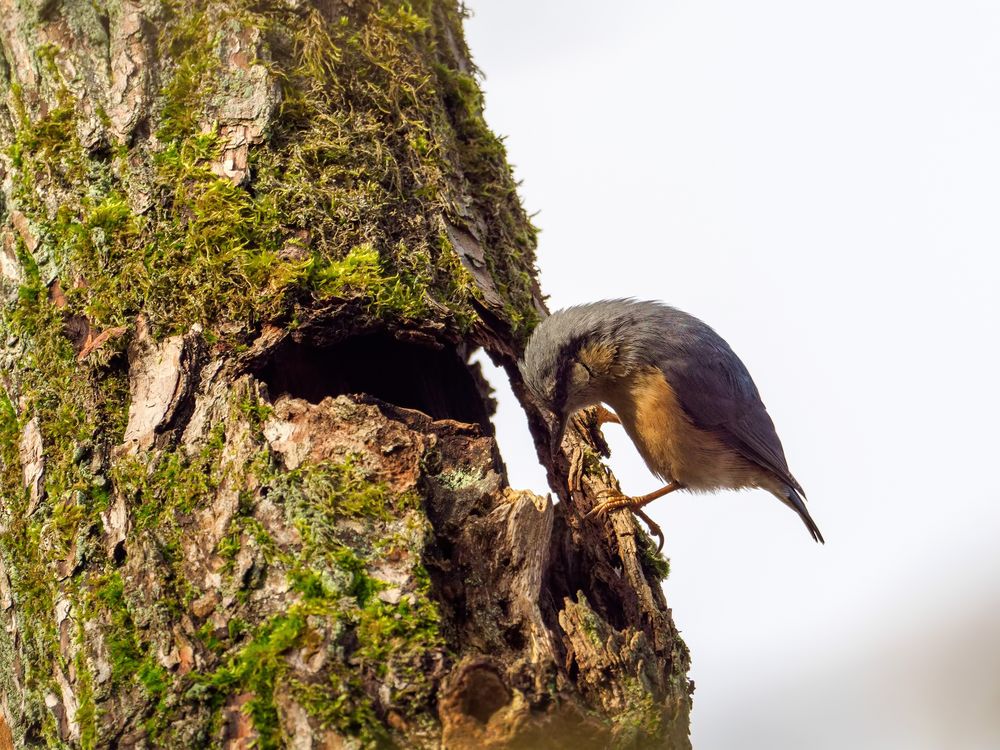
[
  {"left": 553, "top": 358, "right": 569, "bottom": 411},
  {"left": 551, "top": 336, "right": 588, "bottom": 412}
]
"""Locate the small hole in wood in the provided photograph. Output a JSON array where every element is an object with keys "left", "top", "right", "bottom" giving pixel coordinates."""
[{"left": 458, "top": 665, "right": 511, "bottom": 725}]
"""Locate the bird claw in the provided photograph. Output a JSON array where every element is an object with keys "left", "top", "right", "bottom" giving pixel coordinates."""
[
  {"left": 586, "top": 490, "right": 666, "bottom": 552},
  {"left": 593, "top": 486, "right": 625, "bottom": 502},
  {"left": 585, "top": 489, "right": 629, "bottom": 518},
  {"left": 634, "top": 508, "right": 665, "bottom": 553}
]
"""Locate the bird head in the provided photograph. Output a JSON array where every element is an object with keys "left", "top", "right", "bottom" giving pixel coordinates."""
[{"left": 519, "top": 301, "right": 638, "bottom": 456}]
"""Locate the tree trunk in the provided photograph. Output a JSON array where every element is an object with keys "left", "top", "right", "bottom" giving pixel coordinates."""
[{"left": 0, "top": 1, "right": 692, "bottom": 748}]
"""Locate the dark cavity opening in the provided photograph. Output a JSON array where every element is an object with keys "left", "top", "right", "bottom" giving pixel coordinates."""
[
  {"left": 258, "top": 332, "right": 494, "bottom": 433},
  {"left": 458, "top": 665, "right": 511, "bottom": 725}
]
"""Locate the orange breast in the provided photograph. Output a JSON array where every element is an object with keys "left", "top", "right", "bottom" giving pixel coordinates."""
[{"left": 598, "top": 367, "right": 770, "bottom": 492}]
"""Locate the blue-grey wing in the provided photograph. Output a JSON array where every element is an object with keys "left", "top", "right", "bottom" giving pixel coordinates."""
[{"left": 645, "top": 308, "right": 804, "bottom": 494}]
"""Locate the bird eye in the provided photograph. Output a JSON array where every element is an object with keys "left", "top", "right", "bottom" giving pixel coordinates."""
[{"left": 570, "top": 362, "right": 591, "bottom": 389}]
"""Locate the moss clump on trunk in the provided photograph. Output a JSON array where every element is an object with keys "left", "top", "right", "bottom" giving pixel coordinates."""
[{"left": 5, "top": 1, "right": 538, "bottom": 342}]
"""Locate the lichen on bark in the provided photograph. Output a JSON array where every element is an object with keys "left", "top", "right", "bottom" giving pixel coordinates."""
[{"left": 0, "top": 1, "right": 692, "bottom": 748}]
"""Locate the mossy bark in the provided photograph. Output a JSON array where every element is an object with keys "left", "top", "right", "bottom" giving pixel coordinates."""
[{"left": 0, "top": 1, "right": 692, "bottom": 748}]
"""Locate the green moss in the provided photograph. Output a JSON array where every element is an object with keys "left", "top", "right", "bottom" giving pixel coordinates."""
[
  {"left": 4, "top": 0, "right": 539, "bottom": 347},
  {"left": 157, "top": 7, "right": 219, "bottom": 143},
  {"left": 0, "top": 276, "right": 108, "bottom": 728},
  {"left": 203, "top": 613, "right": 306, "bottom": 750},
  {"left": 237, "top": 394, "right": 274, "bottom": 428},
  {"left": 110, "top": 423, "right": 226, "bottom": 533},
  {"left": 77, "top": 570, "right": 176, "bottom": 744},
  {"left": 88, "top": 573, "right": 152, "bottom": 688},
  {"left": 7, "top": 83, "right": 80, "bottom": 179},
  {"left": 227, "top": 618, "right": 249, "bottom": 642},
  {"left": 193, "top": 541, "right": 440, "bottom": 747},
  {"left": 289, "top": 672, "right": 390, "bottom": 747},
  {"left": 0, "top": 84, "right": 135, "bottom": 741},
  {"left": 311, "top": 243, "right": 427, "bottom": 319},
  {"left": 11, "top": 239, "right": 43, "bottom": 331},
  {"left": 0, "top": 509, "right": 58, "bottom": 723},
  {"left": 196, "top": 620, "right": 224, "bottom": 658},
  {"left": 571, "top": 595, "right": 607, "bottom": 651},
  {"left": 216, "top": 531, "right": 242, "bottom": 572},
  {"left": 0, "top": 392, "right": 20, "bottom": 497},
  {"left": 355, "top": 586, "right": 441, "bottom": 680},
  {"left": 269, "top": 456, "right": 395, "bottom": 528},
  {"left": 638, "top": 537, "right": 671, "bottom": 582},
  {"left": 611, "top": 677, "right": 663, "bottom": 747},
  {"left": 238, "top": 516, "right": 279, "bottom": 563},
  {"left": 191, "top": 454, "right": 443, "bottom": 743},
  {"left": 73, "top": 632, "right": 98, "bottom": 750}
]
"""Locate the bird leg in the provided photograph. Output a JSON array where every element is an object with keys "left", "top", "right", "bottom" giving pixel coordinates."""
[
  {"left": 589, "top": 481, "right": 683, "bottom": 514},
  {"left": 586, "top": 481, "right": 684, "bottom": 552}
]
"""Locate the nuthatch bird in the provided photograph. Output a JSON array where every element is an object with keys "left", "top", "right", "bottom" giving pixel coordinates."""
[{"left": 520, "top": 299, "right": 823, "bottom": 549}]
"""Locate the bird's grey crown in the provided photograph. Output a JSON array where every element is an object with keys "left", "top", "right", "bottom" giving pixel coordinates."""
[{"left": 520, "top": 298, "right": 725, "bottom": 409}]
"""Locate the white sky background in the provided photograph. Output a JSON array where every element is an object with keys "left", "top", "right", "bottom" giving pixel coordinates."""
[{"left": 464, "top": 2, "right": 1000, "bottom": 748}]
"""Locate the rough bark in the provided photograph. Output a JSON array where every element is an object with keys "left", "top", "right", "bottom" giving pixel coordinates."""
[{"left": 0, "top": 1, "right": 692, "bottom": 748}]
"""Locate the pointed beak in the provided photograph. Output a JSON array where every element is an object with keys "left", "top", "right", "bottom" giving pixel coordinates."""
[{"left": 548, "top": 412, "right": 567, "bottom": 459}]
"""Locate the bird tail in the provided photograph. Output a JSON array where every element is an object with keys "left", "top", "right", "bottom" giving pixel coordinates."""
[{"left": 780, "top": 486, "right": 825, "bottom": 544}]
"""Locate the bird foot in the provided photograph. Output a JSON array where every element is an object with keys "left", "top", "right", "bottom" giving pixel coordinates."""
[
  {"left": 586, "top": 488, "right": 638, "bottom": 516},
  {"left": 585, "top": 489, "right": 666, "bottom": 552}
]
